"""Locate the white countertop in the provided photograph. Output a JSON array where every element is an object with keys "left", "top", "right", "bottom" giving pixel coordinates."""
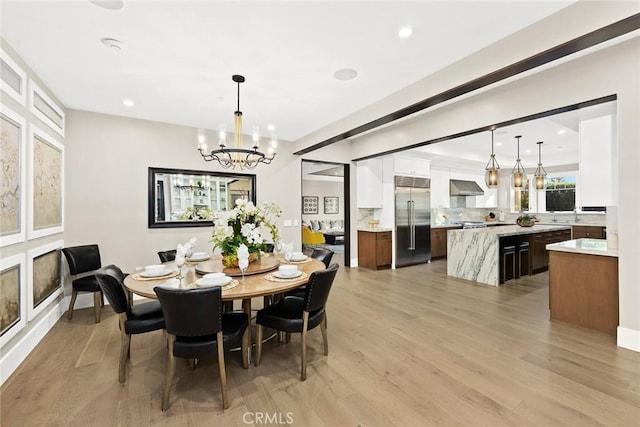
[
  {"left": 448, "top": 224, "right": 571, "bottom": 237},
  {"left": 546, "top": 238, "right": 618, "bottom": 258},
  {"left": 357, "top": 227, "right": 393, "bottom": 233}
]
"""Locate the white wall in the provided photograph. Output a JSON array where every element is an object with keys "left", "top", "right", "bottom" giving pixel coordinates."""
[
  {"left": 0, "top": 41, "right": 67, "bottom": 384},
  {"left": 64, "top": 110, "right": 315, "bottom": 270},
  {"left": 301, "top": 179, "right": 344, "bottom": 223}
]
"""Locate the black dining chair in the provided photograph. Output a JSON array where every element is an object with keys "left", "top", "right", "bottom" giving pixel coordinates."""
[
  {"left": 95, "top": 265, "right": 165, "bottom": 384},
  {"left": 255, "top": 263, "right": 339, "bottom": 380},
  {"left": 62, "top": 244, "right": 104, "bottom": 323},
  {"left": 157, "top": 249, "right": 177, "bottom": 263},
  {"left": 285, "top": 248, "right": 334, "bottom": 299},
  {"left": 311, "top": 248, "right": 334, "bottom": 268},
  {"left": 154, "top": 286, "right": 249, "bottom": 411}
]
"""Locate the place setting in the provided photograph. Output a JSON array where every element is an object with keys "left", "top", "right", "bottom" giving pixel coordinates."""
[
  {"left": 195, "top": 272, "right": 239, "bottom": 291},
  {"left": 132, "top": 264, "right": 179, "bottom": 281},
  {"left": 265, "top": 263, "right": 308, "bottom": 282}
]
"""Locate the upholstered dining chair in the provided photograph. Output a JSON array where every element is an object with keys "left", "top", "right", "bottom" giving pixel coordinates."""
[
  {"left": 154, "top": 286, "right": 249, "bottom": 411},
  {"left": 311, "top": 248, "right": 334, "bottom": 268},
  {"left": 157, "top": 249, "right": 177, "bottom": 263},
  {"left": 255, "top": 263, "right": 339, "bottom": 380},
  {"left": 61, "top": 244, "right": 104, "bottom": 323},
  {"left": 95, "top": 265, "right": 165, "bottom": 384},
  {"left": 285, "top": 248, "right": 334, "bottom": 299}
]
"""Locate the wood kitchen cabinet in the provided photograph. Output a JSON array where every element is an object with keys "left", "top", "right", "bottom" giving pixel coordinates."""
[
  {"left": 572, "top": 225, "right": 606, "bottom": 239},
  {"left": 358, "top": 231, "right": 392, "bottom": 270},
  {"left": 430, "top": 226, "right": 461, "bottom": 259},
  {"left": 531, "top": 229, "right": 572, "bottom": 274}
]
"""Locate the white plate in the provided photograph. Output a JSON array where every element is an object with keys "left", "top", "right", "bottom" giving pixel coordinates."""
[
  {"left": 290, "top": 255, "right": 307, "bottom": 262},
  {"left": 195, "top": 276, "right": 232, "bottom": 287},
  {"left": 273, "top": 270, "right": 303, "bottom": 279},
  {"left": 188, "top": 254, "right": 209, "bottom": 262},
  {"left": 157, "top": 279, "right": 181, "bottom": 289},
  {"left": 140, "top": 268, "right": 173, "bottom": 278}
]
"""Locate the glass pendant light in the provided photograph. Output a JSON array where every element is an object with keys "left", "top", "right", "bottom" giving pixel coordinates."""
[
  {"left": 511, "top": 135, "right": 526, "bottom": 189},
  {"left": 484, "top": 128, "right": 500, "bottom": 188},
  {"left": 534, "top": 141, "right": 547, "bottom": 190}
]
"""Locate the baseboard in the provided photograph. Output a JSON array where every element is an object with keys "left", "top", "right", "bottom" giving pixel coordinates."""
[
  {"left": 350, "top": 258, "right": 358, "bottom": 267},
  {"left": 0, "top": 299, "right": 66, "bottom": 385},
  {"left": 617, "top": 326, "right": 640, "bottom": 352}
]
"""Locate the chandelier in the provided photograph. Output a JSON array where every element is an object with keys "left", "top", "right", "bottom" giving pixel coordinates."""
[
  {"left": 197, "top": 74, "right": 277, "bottom": 170},
  {"left": 484, "top": 128, "right": 500, "bottom": 188},
  {"left": 511, "top": 135, "right": 527, "bottom": 189},
  {"left": 534, "top": 141, "right": 547, "bottom": 190}
]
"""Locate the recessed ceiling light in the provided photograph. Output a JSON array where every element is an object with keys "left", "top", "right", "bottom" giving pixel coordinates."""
[
  {"left": 525, "top": 149, "right": 532, "bottom": 154},
  {"left": 89, "top": 0, "right": 124, "bottom": 10},
  {"left": 122, "top": 99, "right": 134, "bottom": 107},
  {"left": 496, "top": 142, "right": 503, "bottom": 147},
  {"left": 557, "top": 129, "right": 567, "bottom": 135},
  {"left": 216, "top": 97, "right": 224, "bottom": 102},
  {"left": 267, "top": 124, "right": 276, "bottom": 131},
  {"left": 333, "top": 68, "right": 358, "bottom": 81},
  {"left": 101, "top": 37, "right": 125, "bottom": 50},
  {"left": 398, "top": 26, "right": 413, "bottom": 38}
]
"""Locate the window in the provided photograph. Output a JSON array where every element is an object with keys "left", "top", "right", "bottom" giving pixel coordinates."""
[{"left": 546, "top": 176, "right": 575, "bottom": 212}]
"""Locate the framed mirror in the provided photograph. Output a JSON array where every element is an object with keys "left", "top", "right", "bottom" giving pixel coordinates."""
[{"left": 148, "top": 167, "right": 256, "bottom": 228}]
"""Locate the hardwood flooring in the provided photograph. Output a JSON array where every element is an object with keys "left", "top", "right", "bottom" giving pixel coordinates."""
[{"left": 2, "top": 257, "right": 639, "bottom": 426}]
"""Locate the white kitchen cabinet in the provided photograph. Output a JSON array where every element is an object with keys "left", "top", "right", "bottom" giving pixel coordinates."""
[
  {"left": 579, "top": 115, "right": 613, "bottom": 207},
  {"left": 357, "top": 158, "right": 383, "bottom": 208},
  {"left": 430, "top": 166, "right": 450, "bottom": 208},
  {"left": 394, "top": 156, "right": 430, "bottom": 177}
]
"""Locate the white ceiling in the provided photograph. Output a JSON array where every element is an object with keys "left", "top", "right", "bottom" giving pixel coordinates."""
[
  {"left": 0, "top": 0, "right": 575, "bottom": 143},
  {"left": 403, "top": 101, "right": 616, "bottom": 170}
]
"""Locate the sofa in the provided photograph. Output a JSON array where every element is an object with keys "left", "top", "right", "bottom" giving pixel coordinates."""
[{"left": 302, "top": 225, "right": 325, "bottom": 245}]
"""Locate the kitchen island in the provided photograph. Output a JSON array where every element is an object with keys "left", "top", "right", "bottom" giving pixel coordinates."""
[
  {"left": 546, "top": 238, "right": 618, "bottom": 335},
  {"left": 447, "top": 224, "right": 571, "bottom": 286}
]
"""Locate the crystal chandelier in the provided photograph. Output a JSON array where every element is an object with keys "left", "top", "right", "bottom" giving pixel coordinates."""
[
  {"left": 534, "top": 141, "right": 547, "bottom": 190},
  {"left": 484, "top": 128, "right": 500, "bottom": 188},
  {"left": 197, "top": 75, "right": 277, "bottom": 170}
]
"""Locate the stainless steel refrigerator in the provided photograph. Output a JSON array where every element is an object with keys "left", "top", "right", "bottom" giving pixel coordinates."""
[{"left": 395, "top": 176, "right": 431, "bottom": 267}]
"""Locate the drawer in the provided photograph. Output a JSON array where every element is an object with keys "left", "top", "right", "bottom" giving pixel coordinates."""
[{"left": 376, "top": 232, "right": 392, "bottom": 240}]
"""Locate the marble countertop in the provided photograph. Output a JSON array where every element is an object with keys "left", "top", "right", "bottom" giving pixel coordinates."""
[
  {"left": 448, "top": 224, "right": 571, "bottom": 237},
  {"left": 431, "top": 224, "right": 463, "bottom": 229},
  {"left": 357, "top": 227, "right": 393, "bottom": 233},
  {"left": 546, "top": 238, "right": 618, "bottom": 258}
]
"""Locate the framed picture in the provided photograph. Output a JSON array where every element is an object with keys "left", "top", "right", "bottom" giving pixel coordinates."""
[
  {"left": 29, "top": 79, "right": 65, "bottom": 137},
  {"left": 27, "top": 240, "right": 63, "bottom": 320},
  {"left": 0, "top": 104, "right": 27, "bottom": 247},
  {"left": 0, "top": 48, "right": 27, "bottom": 106},
  {"left": 302, "top": 196, "right": 318, "bottom": 214},
  {"left": 28, "top": 125, "right": 64, "bottom": 239},
  {"left": 324, "top": 196, "right": 339, "bottom": 214},
  {"left": 0, "top": 253, "right": 27, "bottom": 348}
]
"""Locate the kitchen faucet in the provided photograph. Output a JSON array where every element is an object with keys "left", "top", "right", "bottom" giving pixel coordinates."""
[
  {"left": 574, "top": 209, "right": 580, "bottom": 222},
  {"left": 551, "top": 212, "right": 557, "bottom": 223}
]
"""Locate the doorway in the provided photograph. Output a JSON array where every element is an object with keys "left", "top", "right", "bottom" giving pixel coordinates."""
[{"left": 301, "top": 160, "right": 351, "bottom": 267}]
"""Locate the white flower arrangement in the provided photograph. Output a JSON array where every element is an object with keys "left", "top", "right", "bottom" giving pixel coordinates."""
[{"left": 211, "top": 199, "right": 281, "bottom": 263}]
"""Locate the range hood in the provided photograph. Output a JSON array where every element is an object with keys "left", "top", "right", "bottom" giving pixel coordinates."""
[{"left": 449, "top": 179, "right": 485, "bottom": 196}]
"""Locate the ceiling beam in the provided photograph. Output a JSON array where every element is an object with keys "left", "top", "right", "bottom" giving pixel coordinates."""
[{"left": 294, "top": 13, "right": 639, "bottom": 157}]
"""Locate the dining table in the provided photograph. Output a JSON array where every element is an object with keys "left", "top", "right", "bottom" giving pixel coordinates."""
[{"left": 123, "top": 253, "right": 325, "bottom": 362}]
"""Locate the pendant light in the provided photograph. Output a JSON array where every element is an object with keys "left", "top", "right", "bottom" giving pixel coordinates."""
[
  {"left": 534, "top": 141, "right": 547, "bottom": 190},
  {"left": 484, "top": 128, "right": 500, "bottom": 188},
  {"left": 511, "top": 135, "right": 526, "bottom": 189}
]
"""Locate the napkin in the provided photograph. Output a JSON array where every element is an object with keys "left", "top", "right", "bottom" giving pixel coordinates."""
[
  {"left": 237, "top": 243, "right": 249, "bottom": 270},
  {"left": 280, "top": 241, "right": 293, "bottom": 255},
  {"left": 177, "top": 237, "right": 197, "bottom": 258}
]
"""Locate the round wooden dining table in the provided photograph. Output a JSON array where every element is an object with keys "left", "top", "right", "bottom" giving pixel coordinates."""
[{"left": 123, "top": 253, "right": 325, "bottom": 360}]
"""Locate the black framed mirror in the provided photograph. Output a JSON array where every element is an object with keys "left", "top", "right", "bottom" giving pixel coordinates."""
[{"left": 148, "top": 167, "right": 256, "bottom": 228}]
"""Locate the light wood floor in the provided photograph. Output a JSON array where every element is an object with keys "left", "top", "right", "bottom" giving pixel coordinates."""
[{"left": 2, "top": 256, "right": 639, "bottom": 426}]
